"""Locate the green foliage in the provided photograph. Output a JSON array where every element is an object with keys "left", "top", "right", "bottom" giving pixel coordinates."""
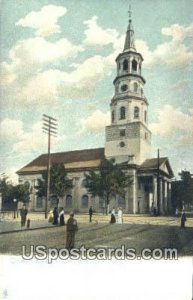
[
  {"left": 12, "top": 182, "right": 30, "bottom": 203},
  {"left": 172, "top": 170, "right": 193, "bottom": 210},
  {"left": 84, "top": 158, "right": 132, "bottom": 214},
  {"left": 35, "top": 163, "right": 73, "bottom": 201},
  {"left": 35, "top": 175, "right": 47, "bottom": 198},
  {"left": 0, "top": 176, "right": 30, "bottom": 209}
]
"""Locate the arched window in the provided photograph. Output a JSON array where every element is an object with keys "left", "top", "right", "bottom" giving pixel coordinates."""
[
  {"left": 99, "top": 197, "right": 105, "bottom": 209},
  {"left": 120, "top": 106, "right": 126, "bottom": 120},
  {"left": 134, "top": 106, "right": 139, "bottom": 119},
  {"left": 117, "top": 195, "right": 126, "bottom": 208},
  {"left": 123, "top": 59, "right": 128, "bottom": 71},
  {"left": 82, "top": 195, "right": 88, "bottom": 208},
  {"left": 144, "top": 110, "right": 147, "bottom": 123},
  {"left": 132, "top": 59, "right": 137, "bottom": 71},
  {"left": 81, "top": 178, "right": 87, "bottom": 188},
  {"left": 50, "top": 195, "right": 58, "bottom": 208},
  {"left": 66, "top": 195, "right": 72, "bottom": 208},
  {"left": 133, "top": 82, "right": 138, "bottom": 92},
  {"left": 36, "top": 196, "right": 43, "bottom": 208},
  {"left": 112, "top": 111, "right": 115, "bottom": 123}
]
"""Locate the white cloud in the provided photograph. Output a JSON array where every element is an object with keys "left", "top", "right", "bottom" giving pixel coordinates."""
[
  {"left": 162, "top": 23, "right": 193, "bottom": 41},
  {"left": 0, "top": 119, "right": 24, "bottom": 140},
  {"left": 12, "top": 122, "right": 66, "bottom": 153},
  {"left": 1, "top": 37, "right": 83, "bottom": 84},
  {"left": 154, "top": 40, "right": 193, "bottom": 68},
  {"left": 170, "top": 80, "right": 189, "bottom": 91},
  {"left": 2, "top": 167, "right": 19, "bottom": 185},
  {"left": 0, "top": 119, "right": 65, "bottom": 154},
  {"left": 16, "top": 5, "right": 67, "bottom": 37},
  {"left": 2, "top": 18, "right": 193, "bottom": 107},
  {"left": 136, "top": 23, "right": 193, "bottom": 69},
  {"left": 149, "top": 105, "right": 193, "bottom": 138},
  {"left": 5, "top": 53, "right": 115, "bottom": 104},
  {"left": 81, "top": 109, "right": 110, "bottom": 132},
  {"left": 83, "top": 16, "right": 120, "bottom": 48},
  {"left": 135, "top": 40, "right": 156, "bottom": 67}
]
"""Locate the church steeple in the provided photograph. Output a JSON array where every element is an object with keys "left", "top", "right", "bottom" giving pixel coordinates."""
[
  {"left": 105, "top": 8, "right": 152, "bottom": 165},
  {"left": 124, "top": 6, "right": 136, "bottom": 51}
]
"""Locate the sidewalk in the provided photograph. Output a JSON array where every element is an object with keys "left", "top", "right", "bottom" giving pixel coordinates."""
[{"left": 0, "top": 214, "right": 56, "bottom": 234}]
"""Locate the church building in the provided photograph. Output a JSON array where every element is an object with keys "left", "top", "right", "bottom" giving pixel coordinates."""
[{"left": 17, "top": 13, "right": 174, "bottom": 214}]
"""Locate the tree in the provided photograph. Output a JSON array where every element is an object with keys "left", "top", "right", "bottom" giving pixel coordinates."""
[
  {"left": 84, "top": 158, "right": 132, "bottom": 214},
  {"left": 179, "top": 171, "right": 193, "bottom": 208},
  {"left": 171, "top": 170, "right": 193, "bottom": 211},
  {"left": 35, "top": 163, "right": 73, "bottom": 206},
  {"left": 0, "top": 176, "right": 30, "bottom": 210},
  {"left": 13, "top": 182, "right": 30, "bottom": 204}
]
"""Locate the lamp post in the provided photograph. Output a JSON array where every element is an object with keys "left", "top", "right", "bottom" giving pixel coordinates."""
[{"left": 13, "top": 198, "right": 17, "bottom": 219}]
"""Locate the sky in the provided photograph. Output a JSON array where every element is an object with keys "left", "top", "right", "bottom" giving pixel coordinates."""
[{"left": 0, "top": 0, "right": 193, "bottom": 183}]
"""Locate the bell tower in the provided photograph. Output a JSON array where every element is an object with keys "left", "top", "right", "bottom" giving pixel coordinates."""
[{"left": 105, "top": 8, "right": 151, "bottom": 165}]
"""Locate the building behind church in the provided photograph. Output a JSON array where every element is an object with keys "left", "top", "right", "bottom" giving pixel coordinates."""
[{"left": 17, "top": 13, "right": 174, "bottom": 214}]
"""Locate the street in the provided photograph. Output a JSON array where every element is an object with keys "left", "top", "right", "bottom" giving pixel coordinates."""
[{"left": 0, "top": 214, "right": 192, "bottom": 256}]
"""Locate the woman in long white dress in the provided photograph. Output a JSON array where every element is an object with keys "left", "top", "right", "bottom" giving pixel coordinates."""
[{"left": 117, "top": 207, "right": 123, "bottom": 224}]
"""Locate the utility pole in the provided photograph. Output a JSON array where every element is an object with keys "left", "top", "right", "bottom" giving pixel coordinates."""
[
  {"left": 157, "top": 148, "right": 160, "bottom": 215},
  {"left": 42, "top": 114, "right": 57, "bottom": 219}
]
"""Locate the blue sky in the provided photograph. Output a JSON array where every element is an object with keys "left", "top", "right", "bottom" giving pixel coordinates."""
[{"left": 0, "top": 0, "right": 193, "bottom": 182}]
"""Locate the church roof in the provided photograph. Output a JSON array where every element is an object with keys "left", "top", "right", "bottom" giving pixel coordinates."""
[
  {"left": 17, "top": 147, "right": 105, "bottom": 174},
  {"left": 139, "top": 157, "right": 174, "bottom": 178},
  {"left": 17, "top": 147, "right": 174, "bottom": 178}
]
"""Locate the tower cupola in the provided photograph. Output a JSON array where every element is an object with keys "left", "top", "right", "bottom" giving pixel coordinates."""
[{"left": 105, "top": 8, "right": 152, "bottom": 165}]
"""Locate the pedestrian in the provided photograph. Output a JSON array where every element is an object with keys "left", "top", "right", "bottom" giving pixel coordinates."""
[
  {"left": 53, "top": 207, "right": 59, "bottom": 225},
  {"left": 66, "top": 212, "right": 78, "bottom": 250},
  {"left": 59, "top": 207, "right": 65, "bottom": 226},
  {"left": 175, "top": 207, "right": 179, "bottom": 218},
  {"left": 110, "top": 212, "right": 116, "bottom": 224},
  {"left": 180, "top": 209, "right": 187, "bottom": 228},
  {"left": 89, "top": 206, "right": 93, "bottom": 222},
  {"left": 117, "top": 207, "right": 123, "bottom": 224},
  {"left": 111, "top": 207, "right": 116, "bottom": 217},
  {"left": 20, "top": 205, "right": 28, "bottom": 227},
  {"left": 48, "top": 210, "right": 53, "bottom": 223}
]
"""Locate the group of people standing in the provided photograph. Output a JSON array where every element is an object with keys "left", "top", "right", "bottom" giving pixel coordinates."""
[
  {"left": 48, "top": 207, "right": 65, "bottom": 226},
  {"left": 110, "top": 207, "right": 123, "bottom": 224},
  {"left": 88, "top": 206, "right": 123, "bottom": 224}
]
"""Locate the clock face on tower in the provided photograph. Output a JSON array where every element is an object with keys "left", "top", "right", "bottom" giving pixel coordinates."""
[{"left": 120, "top": 84, "right": 128, "bottom": 92}]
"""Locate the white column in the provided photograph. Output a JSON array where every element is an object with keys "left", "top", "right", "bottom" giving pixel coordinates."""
[
  {"left": 160, "top": 179, "right": 163, "bottom": 214},
  {"left": 164, "top": 180, "right": 168, "bottom": 212},
  {"left": 153, "top": 176, "right": 157, "bottom": 207},
  {"left": 168, "top": 182, "right": 172, "bottom": 212}
]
